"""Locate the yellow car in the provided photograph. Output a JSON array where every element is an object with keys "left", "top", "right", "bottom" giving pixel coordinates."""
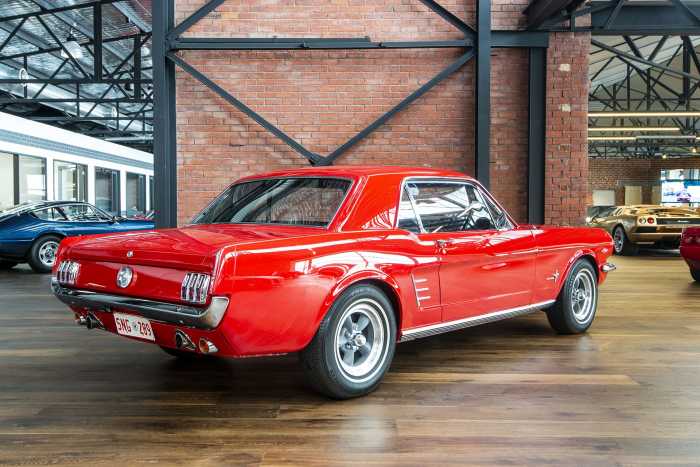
[{"left": 586, "top": 205, "right": 700, "bottom": 255}]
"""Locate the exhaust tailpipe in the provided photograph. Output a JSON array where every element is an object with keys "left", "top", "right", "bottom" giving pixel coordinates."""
[
  {"left": 85, "top": 312, "right": 105, "bottom": 330},
  {"left": 174, "top": 330, "right": 196, "bottom": 351}
]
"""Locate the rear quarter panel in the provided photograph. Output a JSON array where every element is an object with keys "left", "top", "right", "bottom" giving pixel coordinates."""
[
  {"left": 531, "top": 226, "right": 614, "bottom": 303},
  {"left": 214, "top": 230, "right": 431, "bottom": 356}
]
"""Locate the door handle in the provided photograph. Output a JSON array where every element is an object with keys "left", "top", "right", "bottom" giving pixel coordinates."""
[{"left": 436, "top": 239, "right": 454, "bottom": 249}]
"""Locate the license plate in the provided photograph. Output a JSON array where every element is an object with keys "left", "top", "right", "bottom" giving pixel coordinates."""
[{"left": 113, "top": 313, "right": 155, "bottom": 341}]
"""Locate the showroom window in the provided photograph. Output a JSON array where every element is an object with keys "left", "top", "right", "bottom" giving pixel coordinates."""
[
  {"left": 54, "top": 160, "right": 87, "bottom": 202},
  {"left": 95, "top": 167, "right": 120, "bottom": 215},
  {"left": 398, "top": 181, "right": 495, "bottom": 233},
  {"left": 0, "top": 152, "right": 12, "bottom": 209},
  {"left": 18, "top": 155, "right": 46, "bottom": 203},
  {"left": 126, "top": 172, "right": 146, "bottom": 215}
]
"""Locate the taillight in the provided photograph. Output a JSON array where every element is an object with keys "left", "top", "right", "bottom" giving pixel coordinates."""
[
  {"left": 57, "top": 260, "right": 80, "bottom": 285},
  {"left": 638, "top": 217, "right": 647, "bottom": 224},
  {"left": 180, "top": 272, "right": 211, "bottom": 304},
  {"left": 647, "top": 217, "right": 655, "bottom": 224}
]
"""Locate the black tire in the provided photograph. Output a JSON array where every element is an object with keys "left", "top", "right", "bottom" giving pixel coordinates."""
[
  {"left": 691, "top": 269, "right": 700, "bottom": 282},
  {"left": 27, "top": 235, "right": 62, "bottom": 273},
  {"left": 546, "top": 259, "right": 599, "bottom": 335},
  {"left": 612, "top": 226, "right": 638, "bottom": 256},
  {"left": 0, "top": 260, "right": 17, "bottom": 270},
  {"left": 300, "top": 284, "right": 397, "bottom": 399},
  {"left": 159, "top": 346, "right": 201, "bottom": 359}
]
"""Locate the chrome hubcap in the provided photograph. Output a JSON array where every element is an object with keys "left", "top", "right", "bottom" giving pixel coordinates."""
[
  {"left": 334, "top": 298, "right": 389, "bottom": 383},
  {"left": 571, "top": 269, "right": 596, "bottom": 324},
  {"left": 38, "top": 241, "right": 59, "bottom": 267},
  {"left": 613, "top": 229, "right": 624, "bottom": 253}
]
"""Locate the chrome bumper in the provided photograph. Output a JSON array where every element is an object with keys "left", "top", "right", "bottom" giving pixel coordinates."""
[{"left": 51, "top": 281, "right": 229, "bottom": 330}]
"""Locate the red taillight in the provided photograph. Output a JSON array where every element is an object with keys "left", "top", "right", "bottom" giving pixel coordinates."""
[{"left": 647, "top": 217, "right": 655, "bottom": 224}]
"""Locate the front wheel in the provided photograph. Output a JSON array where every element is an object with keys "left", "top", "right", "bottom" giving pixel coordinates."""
[
  {"left": 300, "top": 284, "right": 396, "bottom": 399},
  {"left": 28, "top": 235, "right": 62, "bottom": 273},
  {"left": 691, "top": 268, "right": 700, "bottom": 282},
  {"left": 546, "top": 259, "right": 599, "bottom": 334}
]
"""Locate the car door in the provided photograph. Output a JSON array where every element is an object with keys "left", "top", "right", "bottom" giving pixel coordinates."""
[{"left": 404, "top": 179, "right": 536, "bottom": 322}]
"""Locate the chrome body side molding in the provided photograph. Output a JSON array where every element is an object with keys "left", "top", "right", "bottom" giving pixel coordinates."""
[
  {"left": 399, "top": 300, "right": 555, "bottom": 342},
  {"left": 52, "top": 280, "right": 229, "bottom": 330}
]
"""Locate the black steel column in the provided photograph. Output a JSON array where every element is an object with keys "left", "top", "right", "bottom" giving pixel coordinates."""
[
  {"left": 153, "top": 0, "right": 177, "bottom": 228},
  {"left": 528, "top": 47, "right": 546, "bottom": 225},
  {"left": 475, "top": 0, "right": 491, "bottom": 188}
]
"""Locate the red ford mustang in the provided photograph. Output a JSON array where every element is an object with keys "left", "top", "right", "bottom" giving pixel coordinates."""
[
  {"left": 52, "top": 166, "right": 615, "bottom": 399},
  {"left": 681, "top": 227, "right": 700, "bottom": 281}
]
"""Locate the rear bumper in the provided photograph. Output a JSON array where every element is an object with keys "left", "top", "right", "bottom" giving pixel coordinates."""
[
  {"left": 628, "top": 231, "right": 682, "bottom": 244},
  {"left": 51, "top": 280, "right": 229, "bottom": 330}
]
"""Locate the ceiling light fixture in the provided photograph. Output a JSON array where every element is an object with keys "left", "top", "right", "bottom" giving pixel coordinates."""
[
  {"left": 587, "top": 136, "right": 636, "bottom": 141},
  {"left": 589, "top": 111, "right": 700, "bottom": 118},
  {"left": 588, "top": 127, "right": 680, "bottom": 132},
  {"left": 60, "top": 25, "right": 83, "bottom": 60}
]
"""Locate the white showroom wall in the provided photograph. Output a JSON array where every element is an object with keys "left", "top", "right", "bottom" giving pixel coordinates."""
[{"left": 0, "top": 112, "right": 153, "bottom": 215}]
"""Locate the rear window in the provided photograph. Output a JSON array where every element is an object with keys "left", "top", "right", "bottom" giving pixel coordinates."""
[{"left": 192, "top": 177, "right": 352, "bottom": 227}]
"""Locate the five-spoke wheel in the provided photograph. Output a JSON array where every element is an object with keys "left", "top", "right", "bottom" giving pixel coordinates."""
[
  {"left": 301, "top": 284, "right": 396, "bottom": 399},
  {"left": 546, "top": 259, "right": 599, "bottom": 334},
  {"left": 28, "top": 235, "right": 62, "bottom": 273}
]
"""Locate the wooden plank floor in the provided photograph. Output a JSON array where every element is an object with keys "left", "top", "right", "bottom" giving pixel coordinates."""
[{"left": 1, "top": 252, "right": 700, "bottom": 466}]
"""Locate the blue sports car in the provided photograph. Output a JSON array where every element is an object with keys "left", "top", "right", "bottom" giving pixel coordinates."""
[{"left": 0, "top": 201, "right": 154, "bottom": 273}]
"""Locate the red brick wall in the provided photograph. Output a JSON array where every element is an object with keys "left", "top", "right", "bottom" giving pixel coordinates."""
[
  {"left": 174, "top": 1, "right": 585, "bottom": 227},
  {"left": 589, "top": 157, "right": 700, "bottom": 205},
  {"left": 544, "top": 31, "right": 590, "bottom": 226}
]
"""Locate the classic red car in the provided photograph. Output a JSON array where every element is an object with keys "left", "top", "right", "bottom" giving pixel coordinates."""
[
  {"left": 52, "top": 166, "right": 615, "bottom": 399},
  {"left": 681, "top": 227, "right": 700, "bottom": 281}
]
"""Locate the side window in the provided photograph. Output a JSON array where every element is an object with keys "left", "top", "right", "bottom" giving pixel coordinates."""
[
  {"left": 61, "top": 204, "right": 101, "bottom": 222},
  {"left": 397, "top": 186, "right": 421, "bottom": 233},
  {"left": 32, "top": 207, "right": 67, "bottom": 221},
  {"left": 480, "top": 189, "right": 513, "bottom": 230},
  {"left": 401, "top": 181, "right": 495, "bottom": 233}
]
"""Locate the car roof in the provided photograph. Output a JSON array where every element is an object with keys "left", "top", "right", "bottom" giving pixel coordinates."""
[{"left": 237, "top": 165, "right": 472, "bottom": 181}]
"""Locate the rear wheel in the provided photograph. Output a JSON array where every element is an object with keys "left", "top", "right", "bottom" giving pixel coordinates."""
[
  {"left": 691, "top": 269, "right": 700, "bottom": 282},
  {"left": 546, "top": 259, "right": 599, "bottom": 334},
  {"left": 300, "top": 284, "right": 396, "bottom": 399},
  {"left": 613, "top": 226, "right": 638, "bottom": 256},
  {"left": 28, "top": 235, "right": 62, "bottom": 273},
  {"left": 0, "top": 260, "right": 17, "bottom": 270}
]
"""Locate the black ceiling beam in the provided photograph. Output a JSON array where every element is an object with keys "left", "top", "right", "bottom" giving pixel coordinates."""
[
  {"left": 0, "top": 33, "right": 147, "bottom": 61},
  {"left": 525, "top": 0, "right": 585, "bottom": 30},
  {"left": 0, "top": 0, "right": 122, "bottom": 23},
  {"left": 171, "top": 38, "right": 473, "bottom": 50},
  {"left": 166, "top": 0, "right": 225, "bottom": 40},
  {"left": 592, "top": 39, "right": 700, "bottom": 83},
  {"left": 171, "top": 31, "right": 548, "bottom": 52},
  {"left": 589, "top": 0, "right": 700, "bottom": 35},
  {"left": 0, "top": 78, "right": 152, "bottom": 84},
  {"left": 417, "top": 0, "right": 476, "bottom": 38}
]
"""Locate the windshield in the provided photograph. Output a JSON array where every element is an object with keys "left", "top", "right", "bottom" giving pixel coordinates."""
[{"left": 192, "top": 177, "right": 352, "bottom": 227}]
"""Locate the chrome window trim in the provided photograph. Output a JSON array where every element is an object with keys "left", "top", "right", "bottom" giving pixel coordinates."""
[
  {"left": 190, "top": 175, "right": 355, "bottom": 230},
  {"left": 395, "top": 177, "right": 509, "bottom": 234}
]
